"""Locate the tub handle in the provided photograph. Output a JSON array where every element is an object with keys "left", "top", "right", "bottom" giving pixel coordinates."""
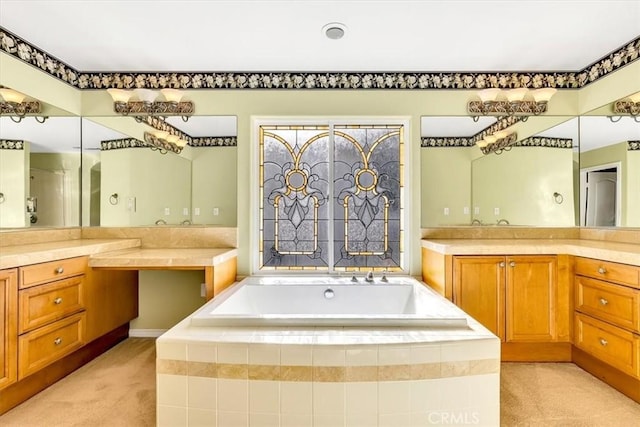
[{"left": 324, "top": 288, "right": 335, "bottom": 299}]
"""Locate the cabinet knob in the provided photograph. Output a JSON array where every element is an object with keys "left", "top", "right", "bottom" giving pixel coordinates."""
[
  {"left": 54, "top": 337, "right": 63, "bottom": 346},
  {"left": 499, "top": 262, "right": 505, "bottom": 268},
  {"left": 597, "top": 267, "right": 606, "bottom": 274},
  {"left": 599, "top": 298, "right": 608, "bottom": 306},
  {"left": 54, "top": 297, "right": 63, "bottom": 305},
  {"left": 509, "top": 261, "right": 516, "bottom": 267},
  {"left": 55, "top": 267, "right": 64, "bottom": 274},
  {"left": 599, "top": 338, "right": 608, "bottom": 347}
]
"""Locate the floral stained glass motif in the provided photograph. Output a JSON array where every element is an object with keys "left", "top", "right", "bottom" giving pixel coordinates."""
[{"left": 258, "top": 123, "right": 403, "bottom": 271}]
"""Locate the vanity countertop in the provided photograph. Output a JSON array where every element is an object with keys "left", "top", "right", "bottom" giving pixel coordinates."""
[
  {"left": 88, "top": 248, "right": 238, "bottom": 268},
  {"left": 0, "top": 238, "right": 142, "bottom": 269},
  {"left": 422, "top": 238, "right": 640, "bottom": 266}
]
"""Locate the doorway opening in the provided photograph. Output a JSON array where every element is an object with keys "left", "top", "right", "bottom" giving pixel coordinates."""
[{"left": 579, "top": 162, "right": 621, "bottom": 227}]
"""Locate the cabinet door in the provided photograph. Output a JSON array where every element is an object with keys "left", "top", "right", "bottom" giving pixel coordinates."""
[
  {"left": 1, "top": 269, "right": 18, "bottom": 390},
  {"left": 453, "top": 256, "right": 505, "bottom": 340},
  {"left": 506, "top": 256, "right": 557, "bottom": 342}
]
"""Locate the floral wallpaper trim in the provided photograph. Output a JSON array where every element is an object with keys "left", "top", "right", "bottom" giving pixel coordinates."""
[
  {"left": 190, "top": 136, "right": 237, "bottom": 147},
  {"left": 1, "top": 27, "right": 638, "bottom": 90},
  {"left": 515, "top": 137, "right": 573, "bottom": 148},
  {"left": 144, "top": 116, "right": 192, "bottom": 144},
  {"left": 0, "top": 139, "right": 24, "bottom": 150},
  {"left": 629, "top": 141, "right": 640, "bottom": 151},
  {"left": 100, "top": 137, "right": 148, "bottom": 151},
  {"left": 421, "top": 116, "right": 523, "bottom": 147}
]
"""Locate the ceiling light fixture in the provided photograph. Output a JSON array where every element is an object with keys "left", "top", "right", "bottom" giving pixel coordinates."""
[
  {"left": 468, "top": 88, "right": 557, "bottom": 122},
  {"left": 610, "top": 91, "right": 640, "bottom": 123},
  {"left": 107, "top": 88, "right": 194, "bottom": 122},
  {"left": 322, "top": 22, "right": 346, "bottom": 40},
  {"left": 0, "top": 88, "right": 48, "bottom": 123}
]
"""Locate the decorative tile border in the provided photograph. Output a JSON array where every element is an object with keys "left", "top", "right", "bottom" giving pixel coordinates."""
[
  {"left": 156, "top": 358, "right": 499, "bottom": 382},
  {"left": 0, "top": 139, "right": 25, "bottom": 150},
  {"left": 629, "top": 141, "right": 640, "bottom": 151},
  {"left": 1, "top": 26, "right": 638, "bottom": 90}
]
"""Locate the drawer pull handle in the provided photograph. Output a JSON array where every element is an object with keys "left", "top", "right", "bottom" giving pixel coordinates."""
[
  {"left": 55, "top": 267, "right": 64, "bottom": 274},
  {"left": 509, "top": 261, "right": 516, "bottom": 267},
  {"left": 599, "top": 338, "right": 608, "bottom": 347},
  {"left": 499, "top": 262, "right": 505, "bottom": 268},
  {"left": 54, "top": 297, "right": 63, "bottom": 305},
  {"left": 598, "top": 267, "right": 607, "bottom": 274},
  {"left": 54, "top": 337, "right": 63, "bottom": 346},
  {"left": 599, "top": 298, "right": 608, "bottom": 306}
]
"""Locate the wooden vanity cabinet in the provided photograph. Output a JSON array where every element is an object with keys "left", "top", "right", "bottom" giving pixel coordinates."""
[
  {"left": 453, "top": 255, "right": 561, "bottom": 342},
  {"left": 573, "top": 256, "right": 640, "bottom": 402},
  {"left": 0, "top": 268, "right": 18, "bottom": 391}
]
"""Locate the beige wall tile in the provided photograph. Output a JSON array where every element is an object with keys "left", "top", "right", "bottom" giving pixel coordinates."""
[
  {"left": 248, "top": 364, "right": 281, "bottom": 381},
  {"left": 281, "top": 413, "right": 312, "bottom": 427},
  {"left": 313, "top": 346, "right": 345, "bottom": 366},
  {"left": 280, "top": 345, "right": 313, "bottom": 366},
  {"left": 249, "top": 343, "right": 280, "bottom": 365},
  {"left": 378, "top": 381, "right": 411, "bottom": 414},
  {"left": 217, "top": 363, "right": 248, "bottom": 379},
  {"left": 249, "top": 380, "right": 280, "bottom": 414},
  {"left": 217, "top": 411, "right": 248, "bottom": 427},
  {"left": 217, "top": 343, "right": 248, "bottom": 364},
  {"left": 187, "top": 408, "right": 216, "bottom": 427},
  {"left": 157, "top": 373, "right": 187, "bottom": 406},
  {"left": 345, "top": 382, "right": 378, "bottom": 413},
  {"left": 158, "top": 405, "right": 187, "bottom": 427},
  {"left": 188, "top": 361, "right": 217, "bottom": 378},
  {"left": 217, "top": 379, "right": 248, "bottom": 412},
  {"left": 313, "top": 413, "right": 345, "bottom": 427},
  {"left": 187, "top": 342, "right": 217, "bottom": 363},
  {"left": 313, "top": 382, "right": 345, "bottom": 414},
  {"left": 249, "top": 412, "right": 280, "bottom": 427},
  {"left": 280, "top": 382, "right": 312, "bottom": 415},
  {"left": 156, "top": 359, "right": 188, "bottom": 375},
  {"left": 157, "top": 341, "right": 186, "bottom": 360},
  {"left": 188, "top": 376, "right": 217, "bottom": 410},
  {"left": 345, "top": 346, "right": 378, "bottom": 366},
  {"left": 345, "top": 365, "right": 378, "bottom": 382},
  {"left": 280, "top": 365, "right": 312, "bottom": 382}
]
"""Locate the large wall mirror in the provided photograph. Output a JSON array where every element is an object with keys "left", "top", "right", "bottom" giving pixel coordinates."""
[
  {"left": 1, "top": 115, "right": 81, "bottom": 228},
  {"left": 81, "top": 116, "right": 237, "bottom": 227},
  {"left": 421, "top": 115, "right": 579, "bottom": 227},
  {"left": 579, "top": 114, "right": 640, "bottom": 228}
]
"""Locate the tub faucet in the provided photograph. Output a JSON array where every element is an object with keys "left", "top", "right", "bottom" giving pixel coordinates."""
[
  {"left": 180, "top": 219, "right": 192, "bottom": 225},
  {"left": 497, "top": 218, "right": 510, "bottom": 225},
  {"left": 365, "top": 270, "right": 374, "bottom": 283},
  {"left": 154, "top": 219, "right": 167, "bottom": 225},
  {"left": 471, "top": 219, "right": 482, "bottom": 226}
]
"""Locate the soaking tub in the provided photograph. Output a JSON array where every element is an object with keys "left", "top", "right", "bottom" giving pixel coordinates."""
[
  {"left": 157, "top": 275, "right": 500, "bottom": 426},
  {"left": 190, "top": 275, "right": 468, "bottom": 327}
]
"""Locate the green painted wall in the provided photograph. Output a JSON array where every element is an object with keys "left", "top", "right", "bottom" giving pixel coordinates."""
[
  {"left": 191, "top": 147, "right": 237, "bottom": 226},
  {"left": 472, "top": 147, "right": 576, "bottom": 226},
  {"left": 0, "top": 144, "right": 30, "bottom": 227}
]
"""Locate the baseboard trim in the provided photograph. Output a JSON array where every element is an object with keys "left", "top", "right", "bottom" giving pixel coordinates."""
[
  {"left": 0, "top": 324, "right": 129, "bottom": 415},
  {"left": 501, "top": 342, "right": 572, "bottom": 362},
  {"left": 129, "top": 328, "right": 167, "bottom": 338},
  {"left": 572, "top": 346, "right": 640, "bottom": 403}
]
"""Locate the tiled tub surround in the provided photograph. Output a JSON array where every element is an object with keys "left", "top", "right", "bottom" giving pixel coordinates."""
[{"left": 157, "top": 284, "right": 500, "bottom": 427}]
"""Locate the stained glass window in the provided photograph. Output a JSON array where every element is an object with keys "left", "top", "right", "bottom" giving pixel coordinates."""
[{"left": 258, "top": 123, "right": 404, "bottom": 272}]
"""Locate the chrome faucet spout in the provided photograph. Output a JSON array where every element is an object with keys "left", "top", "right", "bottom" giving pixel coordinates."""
[
  {"left": 365, "top": 270, "right": 374, "bottom": 283},
  {"left": 497, "top": 218, "right": 510, "bottom": 225},
  {"left": 155, "top": 219, "right": 167, "bottom": 225},
  {"left": 471, "top": 219, "right": 482, "bottom": 226}
]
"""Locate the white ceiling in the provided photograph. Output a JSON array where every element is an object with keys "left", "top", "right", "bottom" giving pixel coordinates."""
[{"left": 1, "top": 0, "right": 639, "bottom": 72}]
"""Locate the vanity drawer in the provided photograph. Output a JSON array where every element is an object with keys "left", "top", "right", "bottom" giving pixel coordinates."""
[
  {"left": 575, "top": 257, "right": 639, "bottom": 289},
  {"left": 18, "top": 312, "right": 85, "bottom": 380},
  {"left": 19, "top": 276, "right": 85, "bottom": 334},
  {"left": 574, "top": 313, "right": 639, "bottom": 378},
  {"left": 575, "top": 276, "right": 639, "bottom": 333},
  {"left": 20, "top": 257, "right": 87, "bottom": 289}
]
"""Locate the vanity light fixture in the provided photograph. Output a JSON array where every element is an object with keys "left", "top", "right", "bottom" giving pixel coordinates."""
[
  {"left": 0, "top": 88, "right": 48, "bottom": 123},
  {"left": 468, "top": 88, "right": 557, "bottom": 122},
  {"left": 610, "top": 91, "right": 640, "bottom": 122},
  {"left": 143, "top": 130, "right": 188, "bottom": 155},
  {"left": 107, "top": 88, "right": 194, "bottom": 122},
  {"left": 476, "top": 129, "right": 518, "bottom": 155}
]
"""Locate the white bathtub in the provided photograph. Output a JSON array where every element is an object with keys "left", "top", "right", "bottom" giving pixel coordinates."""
[{"left": 190, "top": 275, "right": 468, "bottom": 327}]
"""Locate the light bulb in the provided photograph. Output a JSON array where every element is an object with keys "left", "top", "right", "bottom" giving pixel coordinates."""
[
  {"left": 485, "top": 135, "right": 497, "bottom": 144},
  {"left": 166, "top": 134, "right": 180, "bottom": 144},
  {"left": 134, "top": 88, "right": 158, "bottom": 103},
  {"left": 476, "top": 140, "right": 489, "bottom": 148},
  {"left": 175, "top": 139, "right": 188, "bottom": 148},
  {"left": 494, "top": 130, "right": 509, "bottom": 139},
  {"left": 153, "top": 130, "right": 169, "bottom": 140},
  {"left": 627, "top": 92, "right": 640, "bottom": 103}
]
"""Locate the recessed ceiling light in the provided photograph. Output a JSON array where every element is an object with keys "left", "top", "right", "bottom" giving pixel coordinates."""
[{"left": 322, "top": 22, "right": 346, "bottom": 40}]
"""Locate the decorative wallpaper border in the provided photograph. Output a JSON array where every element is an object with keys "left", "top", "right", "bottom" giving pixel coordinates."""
[
  {"left": 190, "top": 136, "right": 237, "bottom": 147},
  {"left": 0, "top": 139, "right": 25, "bottom": 150},
  {"left": 630, "top": 141, "right": 640, "bottom": 151},
  {"left": 1, "top": 26, "right": 638, "bottom": 90},
  {"left": 421, "top": 116, "right": 522, "bottom": 147},
  {"left": 100, "top": 137, "right": 148, "bottom": 151},
  {"left": 516, "top": 137, "right": 574, "bottom": 148}
]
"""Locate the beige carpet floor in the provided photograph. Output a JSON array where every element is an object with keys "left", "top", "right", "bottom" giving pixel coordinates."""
[{"left": 1, "top": 339, "right": 639, "bottom": 426}]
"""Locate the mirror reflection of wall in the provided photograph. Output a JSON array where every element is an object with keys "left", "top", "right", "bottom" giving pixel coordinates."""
[
  {"left": 420, "top": 116, "right": 579, "bottom": 227},
  {"left": 0, "top": 116, "right": 81, "bottom": 228},
  {"left": 81, "top": 116, "right": 237, "bottom": 227},
  {"left": 579, "top": 116, "right": 640, "bottom": 227}
]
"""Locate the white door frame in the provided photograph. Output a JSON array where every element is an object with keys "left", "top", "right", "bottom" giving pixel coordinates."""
[{"left": 579, "top": 161, "right": 622, "bottom": 226}]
